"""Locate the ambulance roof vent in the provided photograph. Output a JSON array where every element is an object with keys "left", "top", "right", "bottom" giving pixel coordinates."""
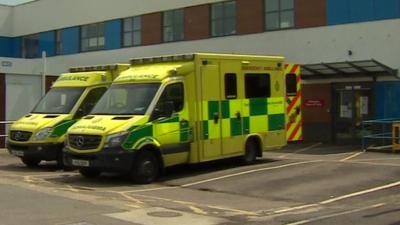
[
  {"left": 69, "top": 64, "right": 125, "bottom": 73},
  {"left": 130, "top": 54, "right": 195, "bottom": 65}
]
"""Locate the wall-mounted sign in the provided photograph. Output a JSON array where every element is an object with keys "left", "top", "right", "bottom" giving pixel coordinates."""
[
  {"left": 304, "top": 99, "right": 324, "bottom": 108},
  {"left": 1, "top": 61, "right": 13, "bottom": 67}
]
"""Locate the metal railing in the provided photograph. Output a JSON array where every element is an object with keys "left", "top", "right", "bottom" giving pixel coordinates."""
[
  {"left": 361, "top": 118, "right": 400, "bottom": 152},
  {"left": 0, "top": 121, "right": 14, "bottom": 139}
]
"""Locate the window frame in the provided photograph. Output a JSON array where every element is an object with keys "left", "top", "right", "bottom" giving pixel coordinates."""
[
  {"left": 244, "top": 73, "right": 271, "bottom": 98},
  {"left": 163, "top": 9, "right": 185, "bottom": 43},
  {"left": 211, "top": 0, "right": 237, "bottom": 37},
  {"left": 286, "top": 73, "right": 297, "bottom": 97},
  {"left": 55, "top": 30, "right": 62, "bottom": 55},
  {"left": 265, "top": 0, "right": 295, "bottom": 31},
  {"left": 224, "top": 73, "right": 238, "bottom": 99},
  {"left": 122, "top": 16, "right": 142, "bottom": 47},
  {"left": 80, "top": 22, "right": 105, "bottom": 52},
  {"left": 22, "top": 34, "right": 39, "bottom": 59}
]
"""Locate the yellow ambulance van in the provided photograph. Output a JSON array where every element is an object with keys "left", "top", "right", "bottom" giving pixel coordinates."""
[
  {"left": 7, "top": 64, "right": 129, "bottom": 168},
  {"left": 64, "top": 53, "right": 288, "bottom": 183}
]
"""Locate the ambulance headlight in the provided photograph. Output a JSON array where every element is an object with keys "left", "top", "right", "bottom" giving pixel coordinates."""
[
  {"left": 34, "top": 127, "right": 53, "bottom": 140},
  {"left": 105, "top": 131, "right": 129, "bottom": 148}
]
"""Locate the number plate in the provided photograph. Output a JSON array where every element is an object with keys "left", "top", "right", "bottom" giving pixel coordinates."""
[
  {"left": 11, "top": 150, "right": 24, "bottom": 157},
  {"left": 71, "top": 159, "right": 90, "bottom": 167}
]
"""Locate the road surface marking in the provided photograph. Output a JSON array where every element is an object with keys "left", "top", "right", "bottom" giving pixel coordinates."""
[
  {"left": 122, "top": 186, "right": 177, "bottom": 193},
  {"left": 181, "top": 160, "right": 321, "bottom": 187},
  {"left": 274, "top": 204, "right": 319, "bottom": 213},
  {"left": 286, "top": 203, "right": 385, "bottom": 225},
  {"left": 189, "top": 206, "right": 208, "bottom": 215},
  {"left": 279, "top": 143, "right": 322, "bottom": 158},
  {"left": 340, "top": 151, "right": 364, "bottom": 161},
  {"left": 320, "top": 180, "right": 400, "bottom": 204}
]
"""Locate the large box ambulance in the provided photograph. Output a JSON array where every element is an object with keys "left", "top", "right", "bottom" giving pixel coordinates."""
[{"left": 64, "top": 53, "right": 288, "bottom": 183}]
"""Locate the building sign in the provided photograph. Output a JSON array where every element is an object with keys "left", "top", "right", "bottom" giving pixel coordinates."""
[
  {"left": 304, "top": 99, "right": 324, "bottom": 108},
  {"left": 1, "top": 61, "right": 12, "bottom": 67}
]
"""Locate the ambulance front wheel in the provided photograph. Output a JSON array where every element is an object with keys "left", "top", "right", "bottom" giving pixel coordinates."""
[
  {"left": 131, "top": 151, "right": 159, "bottom": 184},
  {"left": 21, "top": 157, "right": 41, "bottom": 167},
  {"left": 242, "top": 139, "right": 258, "bottom": 165}
]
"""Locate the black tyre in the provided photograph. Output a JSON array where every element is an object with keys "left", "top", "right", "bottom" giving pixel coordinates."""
[
  {"left": 242, "top": 140, "right": 258, "bottom": 165},
  {"left": 21, "top": 157, "right": 41, "bottom": 167},
  {"left": 131, "top": 151, "right": 159, "bottom": 184},
  {"left": 79, "top": 168, "right": 101, "bottom": 178}
]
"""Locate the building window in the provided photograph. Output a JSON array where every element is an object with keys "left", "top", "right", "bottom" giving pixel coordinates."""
[
  {"left": 81, "top": 22, "right": 105, "bottom": 52},
  {"left": 163, "top": 9, "right": 184, "bottom": 42},
  {"left": 211, "top": 1, "right": 236, "bottom": 37},
  {"left": 225, "top": 73, "right": 237, "bottom": 99},
  {"left": 22, "top": 34, "right": 39, "bottom": 58},
  {"left": 265, "top": 0, "right": 294, "bottom": 31},
  {"left": 123, "top": 16, "right": 142, "bottom": 47},
  {"left": 245, "top": 74, "right": 271, "bottom": 98},
  {"left": 55, "top": 30, "right": 62, "bottom": 55}
]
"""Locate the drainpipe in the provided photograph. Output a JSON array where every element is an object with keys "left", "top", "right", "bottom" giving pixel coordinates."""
[{"left": 42, "top": 51, "right": 47, "bottom": 96}]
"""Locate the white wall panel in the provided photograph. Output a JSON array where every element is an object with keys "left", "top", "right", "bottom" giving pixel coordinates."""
[
  {"left": 0, "top": 5, "right": 12, "bottom": 36},
  {"left": 5, "top": 74, "right": 42, "bottom": 121}
]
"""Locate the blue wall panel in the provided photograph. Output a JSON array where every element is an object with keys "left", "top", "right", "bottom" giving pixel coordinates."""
[
  {"left": 105, "top": 19, "right": 122, "bottom": 50},
  {"left": 11, "top": 37, "right": 21, "bottom": 58},
  {"left": 374, "top": 81, "right": 400, "bottom": 119},
  {"left": 39, "top": 31, "right": 55, "bottom": 57},
  {"left": 0, "top": 37, "right": 21, "bottom": 58},
  {"left": 61, "top": 27, "right": 80, "bottom": 55},
  {"left": 374, "top": 0, "right": 400, "bottom": 20},
  {"left": 349, "top": 0, "right": 374, "bottom": 22},
  {"left": 327, "top": 0, "right": 350, "bottom": 25},
  {"left": 0, "top": 37, "right": 12, "bottom": 57}
]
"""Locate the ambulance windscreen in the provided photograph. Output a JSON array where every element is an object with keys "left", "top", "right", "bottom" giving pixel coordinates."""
[
  {"left": 91, "top": 83, "right": 160, "bottom": 115},
  {"left": 32, "top": 88, "right": 84, "bottom": 114}
]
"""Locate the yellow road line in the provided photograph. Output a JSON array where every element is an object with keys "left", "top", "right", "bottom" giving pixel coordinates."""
[
  {"left": 286, "top": 203, "right": 385, "bottom": 225},
  {"left": 181, "top": 160, "right": 321, "bottom": 187},
  {"left": 320, "top": 180, "right": 400, "bottom": 204},
  {"left": 340, "top": 151, "right": 364, "bottom": 162}
]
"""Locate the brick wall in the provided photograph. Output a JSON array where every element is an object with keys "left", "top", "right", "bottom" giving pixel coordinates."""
[
  {"left": 237, "top": 0, "right": 264, "bottom": 35},
  {"left": 295, "top": 0, "right": 327, "bottom": 28},
  {"left": 142, "top": 12, "right": 162, "bottom": 45},
  {"left": 185, "top": 5, "right": 210, "bottom": 40}
]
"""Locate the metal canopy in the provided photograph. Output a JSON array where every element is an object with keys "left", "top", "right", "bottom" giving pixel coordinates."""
[{"left": 301, "top": 59, "right": 398, "bottom": 80}]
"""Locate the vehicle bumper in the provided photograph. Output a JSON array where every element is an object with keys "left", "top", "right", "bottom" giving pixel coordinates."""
[
  {"left": 63, "top": 147, "right": 135, "bottom": 173},
  {"left": 7, "top": 142, "right": 62, "bottom": 161}
]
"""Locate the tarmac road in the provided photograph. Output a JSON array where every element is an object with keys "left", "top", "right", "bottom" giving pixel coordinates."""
[{"left": 0, "top": 144, "right": 399, "bottom": 225}]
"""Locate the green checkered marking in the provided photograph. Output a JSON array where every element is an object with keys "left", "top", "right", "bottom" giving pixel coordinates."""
[
  {"left": 268, "top": 114, "right": 285, "bottom": 131},
  {"left": 250, "top": 98, "right": 268, "bottom": 116},
  {"left": 202, "top": 121, "right": 209, "bottom": 139},
  {"left": 180, "top": 120, "right": 190, "bottom": 142},
  {"left": 221, "top": 100, "right": 230, "bottom": 119},
  {"left": 230, "top": 118, "right": 242, "bottom": 136},
  {"left": 208, "top": 101, "right": 219, "bottom": 120},
  {"left": 242, "top": 117, "right": 250, "bottom": 134}
]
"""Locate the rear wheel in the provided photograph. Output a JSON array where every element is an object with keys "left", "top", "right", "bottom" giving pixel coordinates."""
[
  {"left": 79, "top": 168, "right": 101, "bottom": 178},
  {"left": 21, "top": 157, "right": 41, "bottom": 167},
  {"left": 242, "top": 140, "right": 258, "bottom": 165},
  {"left": 131, "top": 151, "right": 159, "bottom": 184}
]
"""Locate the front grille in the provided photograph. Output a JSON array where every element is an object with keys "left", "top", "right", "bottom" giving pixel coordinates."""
[
  {"left": 10, "top": 131, "right": 32, "bottom": 142},
  {"left": 69, "top": 134, "right": 102, "bottom": 150}
]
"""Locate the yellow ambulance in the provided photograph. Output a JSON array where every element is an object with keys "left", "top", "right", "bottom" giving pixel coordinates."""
[
  {"left": 7, "top": 64, "right": 129, "bottom": 168},
  {"left": 64, "top": 53, "right": 288, "bottom": 183}
]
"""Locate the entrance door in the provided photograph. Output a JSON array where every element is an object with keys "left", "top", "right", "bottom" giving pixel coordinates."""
[
  {"left": 200, "top": 64, "right": 223, "bottom": 160},
  {"left": 333, "top": 85, "right": 373, "bottom": 144}
]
